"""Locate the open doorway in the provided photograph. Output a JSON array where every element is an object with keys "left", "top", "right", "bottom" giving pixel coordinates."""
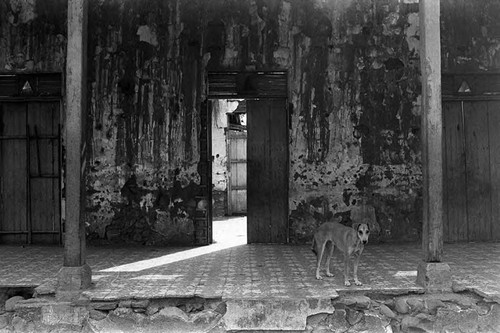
[
  {"left": 201, "top": 71, "right": 289, "bottom": 245},
  {"left": 211, "top": 99, "right": 248, "bottom": 245}
]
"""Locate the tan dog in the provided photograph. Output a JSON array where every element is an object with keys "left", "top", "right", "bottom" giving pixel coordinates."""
[{"left": 312, "top": 221, "right": 370, "bottom": 286}]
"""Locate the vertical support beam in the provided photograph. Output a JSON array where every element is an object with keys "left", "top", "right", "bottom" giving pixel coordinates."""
[
  {"left": 57, "top": 0, "right": 91, "bottom": 294},
  {"left": 420, "top": 0, "right": 443, "bottom": 263},
  {"left": 417, "top": 0, "right": 451, "bottom": 292}
]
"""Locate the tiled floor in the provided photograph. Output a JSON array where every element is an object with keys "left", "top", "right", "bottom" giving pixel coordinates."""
[{"left": 1, "top": 218, "right": 499, "bottom": 301}]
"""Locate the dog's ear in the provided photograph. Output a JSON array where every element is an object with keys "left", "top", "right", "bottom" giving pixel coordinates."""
[
  {"left": 362, "top": 218, "right": 371, "bottom": 232},
  {"left": 352, "top": 223, "right": 361, "bottom": 231}
]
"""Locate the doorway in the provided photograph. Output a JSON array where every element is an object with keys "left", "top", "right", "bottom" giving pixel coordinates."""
[
  {"left": 209, "top": 97, "right": 288, "bottom": 244},
  {"left": 202, "top": 71, "right": 289, "bottom": 244}
]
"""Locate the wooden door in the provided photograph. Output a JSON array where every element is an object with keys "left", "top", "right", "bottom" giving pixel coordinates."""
[
  {"left": 227, "top": 130, "right": 247, "bottom": 214},
  {"left": 0, "top": 102, "right": 61, "bottom": 244},
  {"left": 247, "top": 99, "right": 288, "bottom": 243},
  {"left": 443, "top": 100, "right": 500, "bottom": 242},
  {"left": 0, "top": 103, "right": 28, "bottom": 243},
  {"left": 28, "top": 102, "right": 61, "bottom": 244},
  {"left": 488, "top": 101, "right": 500, "bottom": 240}
]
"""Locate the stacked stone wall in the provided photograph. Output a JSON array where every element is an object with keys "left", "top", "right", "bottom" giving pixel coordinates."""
[{"left": 1, "top": 291, "right": 499, "bottom": 332}]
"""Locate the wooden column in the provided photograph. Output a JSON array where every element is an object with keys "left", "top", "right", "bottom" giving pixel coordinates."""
[
  {"left": 417, "top": 0, "right": 452, "bottom": 292},
  {"left": 57, "top": 0, "right": 91, "bottom": 293},
  {"left": 420, "top": 0, "right": 443, "bottom": 263}
]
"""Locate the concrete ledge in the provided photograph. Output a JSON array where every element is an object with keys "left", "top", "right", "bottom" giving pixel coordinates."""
[{"left": 416, "top": 261, "right": 452, "bottom": 292}]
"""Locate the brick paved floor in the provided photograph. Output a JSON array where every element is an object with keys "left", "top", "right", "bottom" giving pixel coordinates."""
[{"left": 0, "top": 217, "right": 499, "bottom": 301}]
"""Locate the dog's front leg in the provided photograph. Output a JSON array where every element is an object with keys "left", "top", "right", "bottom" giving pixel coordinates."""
[
  {"left": 343, "top": 253, "right": 351, "bottom": 286},
  {"left": 353, "top": 253, "right": 362, "bottom": 286},
  {"left": 315, "top": 242, "right": 326, "bottom": 280}
]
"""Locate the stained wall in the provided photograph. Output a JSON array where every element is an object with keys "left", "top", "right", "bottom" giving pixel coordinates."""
[{"left": 2, "top": 0, "right": 499, "bottom": 245}]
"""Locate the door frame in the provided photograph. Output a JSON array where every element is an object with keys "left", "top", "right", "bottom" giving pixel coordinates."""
[{"left": 205, "top": 71, "right": 289, "bottom": 244}]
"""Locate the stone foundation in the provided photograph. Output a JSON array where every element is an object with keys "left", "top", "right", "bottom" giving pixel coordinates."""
[{"left": 1, "top": 291, "right": 499, "bottom": 332}]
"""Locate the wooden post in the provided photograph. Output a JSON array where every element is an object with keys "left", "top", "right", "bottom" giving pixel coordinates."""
[
  {"left": 57, "top": 0, "right": 91, "bottom": 294},
  {"left": 420, "top": 0, "right": 443, "bottom": 263},
  {"left": 417, "top": 0, "right": 451, "bottom": 291}
]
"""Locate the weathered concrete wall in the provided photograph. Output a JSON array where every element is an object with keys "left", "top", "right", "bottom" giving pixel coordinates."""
[
  {"left": 82, "top": 0, "right": 425, "bottom": 245},
  {"left": 0, "top": 0, "right": 423, "bottom": 244},
  {"left": 285, "top": 0, "right": 422, "bottom": 243},
  {"left": 441, "top": 0, "right": 500, "bottom": 72},
  {"left": 211, "top": 100, "right": 240, "bottom": 217},
  {"left": 0, "top": 0, "right": 66, "bottom": 73},
  {"left": 1, "top": 0, "right": 499, "bottom": 245},
  {"left": 212, "top": 100, "right": 234, "bottom": 194},
  {"left": 84, "top": 0, "right": 205, "bottom": 245}
]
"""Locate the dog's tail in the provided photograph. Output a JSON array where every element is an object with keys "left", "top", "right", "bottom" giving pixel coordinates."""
[{"left": 311, "top": 237, "right": 317, "bottom": 256}]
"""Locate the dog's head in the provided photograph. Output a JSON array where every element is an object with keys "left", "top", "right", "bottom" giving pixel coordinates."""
[{"left": 354, "top": 223, "right": 370, "bottom": 245}]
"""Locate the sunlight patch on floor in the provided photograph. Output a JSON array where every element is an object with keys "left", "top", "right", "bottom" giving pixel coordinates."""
[
  {"left": 130, "top": 274, "right": 183, "bottom": 280},
  {"left": 99, "top": 217, "right": 247, "bottom": 273},
  {"left": 393, "top": 271, "right": 417, "bottom": 277}
]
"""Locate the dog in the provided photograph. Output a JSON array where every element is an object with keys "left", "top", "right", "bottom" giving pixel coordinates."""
[{"left": 312, "top": 220, "right": 370, "bottom": 286}]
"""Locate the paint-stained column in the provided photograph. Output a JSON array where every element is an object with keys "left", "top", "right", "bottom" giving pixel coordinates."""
[
  {"left": 417, "top": 0, "right": 451, "bottom": 291},
  {"left": 57, "top": 0, "right": 91, "bottom": 294}
]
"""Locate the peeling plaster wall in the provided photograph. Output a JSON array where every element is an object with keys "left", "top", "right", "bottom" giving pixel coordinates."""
[
  {"left": 441, "top": 0, "right": 500, "bottom": 72},
  {"left": 211, "top": 99, "right": 240, "bottom": 217},
  {"left": 3, "top": 0, "right": 500, "bottom": 245},
  {"left": 0, "top": 0, "right": 66, "bottom": 73},
  {"left": 212, "top": 100, "right": 239, "bottom": 193},
  {"left": 82, "top": 0, "right": 424, "bottom": 244},
  {"left": 85, "top": 0, "right": 202, "bottom": 244},
  {"left": 0, "top": 0, "right": 424, "bottom": 244},
  {"left": 283, "top": 0, "right": 422, "bottom": 243}
]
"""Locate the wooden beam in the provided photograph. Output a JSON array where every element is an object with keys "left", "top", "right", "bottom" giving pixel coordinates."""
[{"left": 420, "top": 0, "right": 443, "bottom": 262}]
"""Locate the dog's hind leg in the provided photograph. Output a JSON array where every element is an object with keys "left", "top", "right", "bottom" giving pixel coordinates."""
[{"left": 325, "top": 241, "right": 335, "bottom": 277}]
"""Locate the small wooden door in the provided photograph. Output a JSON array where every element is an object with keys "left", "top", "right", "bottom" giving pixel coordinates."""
[
  {"left": 247, "top": 99, "right": 288, "bottom": 243},
  {"left": 443, "top": 100, "right": 500, "bottom": 242},
  {"left": 0, "top": 102, "right": 61, "bottom": 244},
  {"left": 227, "top": 130, "right": 247, "bottom": 214}
]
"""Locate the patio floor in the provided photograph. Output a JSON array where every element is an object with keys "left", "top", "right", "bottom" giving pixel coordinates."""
[{"left": 1, "top": 217, "right": 499, "bottom": 302}]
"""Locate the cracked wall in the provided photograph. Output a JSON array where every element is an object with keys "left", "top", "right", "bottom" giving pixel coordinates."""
[{"left": 2, "top": 0, "right": 500, "bottom": 245}]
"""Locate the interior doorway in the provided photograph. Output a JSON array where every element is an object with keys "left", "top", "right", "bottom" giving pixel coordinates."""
[
  {"left": 209, "top": 97, "right": 289, "bottom": 244},
  {"left": 211, "top": 99, "right": 248, "bottom": 244},
  {"left": 198, "top": 71, "right": 289, "bottom": 245}
]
